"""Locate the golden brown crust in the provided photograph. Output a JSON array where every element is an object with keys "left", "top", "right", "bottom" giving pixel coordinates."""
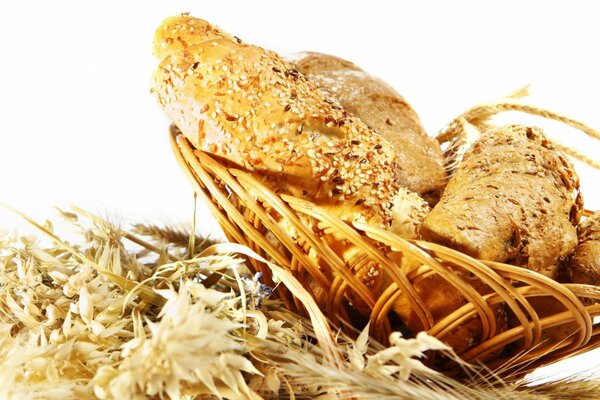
[
  {"left": 420, "top": 125, "right": 580, "bottom": 275},
  {"left": 153, "top": 15, "right": 235, "bottom": 62},
  {"left": 289, "top": 52, "right": 446, "bottom": 204},
  {"left": 393, "top": 268, "right": 506, "bottom": 357},
  {"left": 152, "top": 16, "right": 400, "bottom": 227},
  {"left": 565, "top": 212, "right": 600, "bottom": 285}
]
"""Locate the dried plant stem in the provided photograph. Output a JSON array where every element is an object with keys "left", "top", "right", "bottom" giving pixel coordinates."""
[
  {"left": 437, "top": 89, "right": 600, "bottom": 173},
  {"left": 189, "top": 192, "right": 198, "bottom": 257},
  {"left": 3, "top": 206, "right": 600, "bottom": 399}
]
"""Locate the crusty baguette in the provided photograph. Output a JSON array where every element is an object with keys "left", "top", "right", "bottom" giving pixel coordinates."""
[
  {"left": 288, "top": 52, "right": 446, "bottom": 204},
  {"left": 565, "top": 211, "right": 600, "bottom": 285},
  {"left": 152, "top": 15, "right": 400, "bottom": 228},
  {"left": 421, "top": 125, "right": 581, "bottom": 276}
]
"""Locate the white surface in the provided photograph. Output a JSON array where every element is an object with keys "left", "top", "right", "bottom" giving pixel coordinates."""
[{"left": 1, "top": 0, "right": 599, "bottom": 379}]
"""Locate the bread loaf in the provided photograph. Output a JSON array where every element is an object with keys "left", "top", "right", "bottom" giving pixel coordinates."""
[
  {"left": 288, "top": 52, "right": 446, "bottom": 205},
  {"left": 152, "top": 15, "right": 401, "bottom": 228},
  {"left": 421, "top": 125, "right": 581, "bottom": 277}
]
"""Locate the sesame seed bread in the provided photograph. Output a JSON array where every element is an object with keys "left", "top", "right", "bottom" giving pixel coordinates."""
[
  {"left": 152, "top": 15, "right": 401, "bottom": 227},
  {"left": 288, "top": 52, "right": 447, "bottom": 205}
]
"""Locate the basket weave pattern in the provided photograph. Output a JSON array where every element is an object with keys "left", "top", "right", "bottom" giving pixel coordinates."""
[{"left": 170, "top": 125, "right": 600, "bottom": 375}]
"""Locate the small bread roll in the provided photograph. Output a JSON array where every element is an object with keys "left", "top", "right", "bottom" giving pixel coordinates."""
[
  {"left": 152, "top": 15, "right": 401, "bottom": 228},
  {"left": 288, "top": 52, "right": 446, "bottom": 205},
  {"left": 565, "top": 212, "right": 600, "bottom": 285},
  {"left": 414, "top": 125, "right": 581, "bottom": 356},
  {"left": 421, "top": 125, "right": 581, "bottom": 277}
]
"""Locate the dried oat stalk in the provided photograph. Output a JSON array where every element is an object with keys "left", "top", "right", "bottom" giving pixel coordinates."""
[{"left": 1, "top": 206, "right": 599, "bottom": 399}]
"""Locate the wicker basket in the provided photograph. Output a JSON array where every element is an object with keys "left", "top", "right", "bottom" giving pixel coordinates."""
[{"left": 169, "top": 124, "right": 600, "bottom": 376}]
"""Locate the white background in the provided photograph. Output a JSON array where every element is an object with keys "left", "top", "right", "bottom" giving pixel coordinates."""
[{"left": 1, "top": 0, "right": 599, "bottom": 380}]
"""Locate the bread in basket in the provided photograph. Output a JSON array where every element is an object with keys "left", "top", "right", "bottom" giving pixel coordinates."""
[{"left": 153, "top": 14, "right": 600, "bottom": 376}]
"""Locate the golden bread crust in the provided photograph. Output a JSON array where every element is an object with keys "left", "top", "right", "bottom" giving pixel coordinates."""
[
  {"left": 152, "top": 16, "right": 401, "bottom": 226},
  {"left": 393, "top": 269, "right": 506, "bottom": 357},
  {"left": 289, "top": 52, "right": 446, "bottom": 204},
  {"left": 421, "top": 125, "right": 580, "bottom": 275}
]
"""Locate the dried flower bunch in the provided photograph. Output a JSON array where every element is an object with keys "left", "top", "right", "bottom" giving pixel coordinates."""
[{"left": 2, "top": 207, "right": 600, "bottom": 399}]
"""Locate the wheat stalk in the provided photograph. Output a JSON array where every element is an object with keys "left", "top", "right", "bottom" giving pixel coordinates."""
[{"left": 1, "top": 205, "right": 600, "bottom": 399}]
